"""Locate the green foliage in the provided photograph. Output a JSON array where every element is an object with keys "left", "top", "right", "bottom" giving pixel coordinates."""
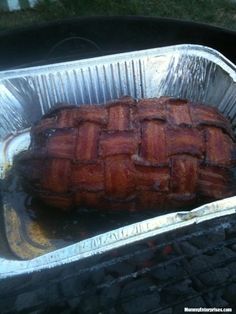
[
  {"left": 0, "top": 0, "right": 236, "bottom": 31},
  {"left": 36, "top": 0, "right": 147, "bottom": 18},
  {"left": 35, "top": 0, "right": 236, "bottom": 29}
]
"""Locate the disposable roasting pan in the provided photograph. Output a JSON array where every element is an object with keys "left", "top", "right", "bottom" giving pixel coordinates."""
[{"left": 0, "top": 44, "right": 236, "bottom": 278}]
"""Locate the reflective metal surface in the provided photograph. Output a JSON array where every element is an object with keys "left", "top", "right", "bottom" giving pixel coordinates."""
[{"left": 0, "top": 196, "right": 236, "bottom": 279}]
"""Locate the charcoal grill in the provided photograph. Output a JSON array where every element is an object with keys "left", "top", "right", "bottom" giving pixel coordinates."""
[
  {"left": 1, "top": 214, "right": 236, "bottom": 313},
  {"left": 0, "top": 17, "right": 236, "bottom": 313}
]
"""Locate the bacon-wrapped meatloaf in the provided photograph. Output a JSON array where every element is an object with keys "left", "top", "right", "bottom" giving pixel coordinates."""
[{"left": 17, "top": 97, "right": 236, "bottom": 211}]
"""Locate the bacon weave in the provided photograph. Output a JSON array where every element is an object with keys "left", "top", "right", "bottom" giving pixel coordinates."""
[{"left": 17, "top": 97, "right": 236, "bottom": 211}]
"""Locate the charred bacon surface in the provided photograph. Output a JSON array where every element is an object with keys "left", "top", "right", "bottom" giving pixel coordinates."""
[{"left": 17, "top": 97, "right": 236, "bottom": 211}]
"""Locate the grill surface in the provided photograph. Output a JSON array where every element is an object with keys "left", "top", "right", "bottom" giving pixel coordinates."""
[{"left": 0, "top": 213, "right": 236, "bottom": 313}]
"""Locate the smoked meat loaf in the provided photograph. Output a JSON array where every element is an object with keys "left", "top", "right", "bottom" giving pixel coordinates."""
[{"left": 17, "top": 97, "right": 236, "bottom": 211}]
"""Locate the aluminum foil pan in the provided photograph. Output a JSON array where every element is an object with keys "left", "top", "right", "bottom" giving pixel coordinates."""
[{"left": 0, "top": 44, "right": 236, "bottom": 278}]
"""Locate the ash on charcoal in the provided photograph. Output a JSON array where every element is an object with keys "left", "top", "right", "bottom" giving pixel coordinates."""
[
  {"left": 121, "top": 293, "right": 161, "bottom": 314},
  {"left": 198, "top": 268, "right": 230, "bottom": 287},
  {"left": 179, "top": 241, "right": 200, "bottom": 256},
  {"left": 100, "top": 285, "right": 121, "bottom": 308},
  {"left": 107, "top": 261, "right": 136, "bottom": 277},
  {"left": 223, "top": 283, "right": 236, "bottom": 304},
  {"left": 173, "top": 296, "right": 206, "bottom": 314},
  {"left": 152, "top": 262, "right": 186, "bottom": 281}
]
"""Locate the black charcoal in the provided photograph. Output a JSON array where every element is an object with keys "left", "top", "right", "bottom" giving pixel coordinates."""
[
  {"left": 60, "top": 273, "right": 89, "bottom": 298},
  {"left": 198, "top": 268, "right": 230, "bottom": 286},
  {"left": 180, "top": 241, "right": 200, "bottom": 256},
  {"left": 67, "top": 296, "right": 81, "bottom": 310},
  {"left": 213, "top": 247, "right": 235, "bottom": 262},
  {"left": 223, "top": 283, "right": 236, "bottom": 304},
  {"left": 190, "top": 255, "right": 212, "bottom": 271},
  {"left": 121, "top": 278, "right": 157, "bottom": 299},
  {"left": 230, "top": 243, "right": 236, "bottom": 251},
  {"left": 122, "top": 293, "right": 160, "bottom": 314},
  {"left": 152, "top": 263, "right": 186, "bottom": 281},
  {"left": 107, "top": 261, "right": 136, "bottom": 276},
  {"left": 173, "top": 296, "right": 206, "bottom": 314},
  {"left": 100, "top": 285, "right": 120, "bottom": 307},
  {"left": 15, "top": 289, "right": 45, "bottom": 311},
  {"left": 157, "top": 308, "right": 173, "bottom": 314},
  {"left": 80, "top": 295, "right": 99, "bottom": 314},
  {"left": 190, "top": 229, "right": 225, "bottom": 249},
  {"left": 91, "top": 268, "right": 105, "bottom": 285},
  {"left": 227, "top": 262, "right": 236, "bottom": 279}
]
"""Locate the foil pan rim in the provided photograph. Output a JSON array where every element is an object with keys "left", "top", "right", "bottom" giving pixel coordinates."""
[
  {"left": 0, "top": 196, "right": 236, "bottom": 279},
  {"left": 0, "top": 44, "right": 236, "bottom": 80}
]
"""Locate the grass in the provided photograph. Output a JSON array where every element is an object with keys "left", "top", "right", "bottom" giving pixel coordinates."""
[{"left": 0, "top": 0, "right": 236, "bottom": 31}]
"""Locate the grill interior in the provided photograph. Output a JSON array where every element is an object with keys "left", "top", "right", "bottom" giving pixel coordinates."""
[
  {"left": 0, "top": 21, "right": 236, "bottom": 313},
  {"left": 0, "top": 213, "right": 236, "bottom": 313}
]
